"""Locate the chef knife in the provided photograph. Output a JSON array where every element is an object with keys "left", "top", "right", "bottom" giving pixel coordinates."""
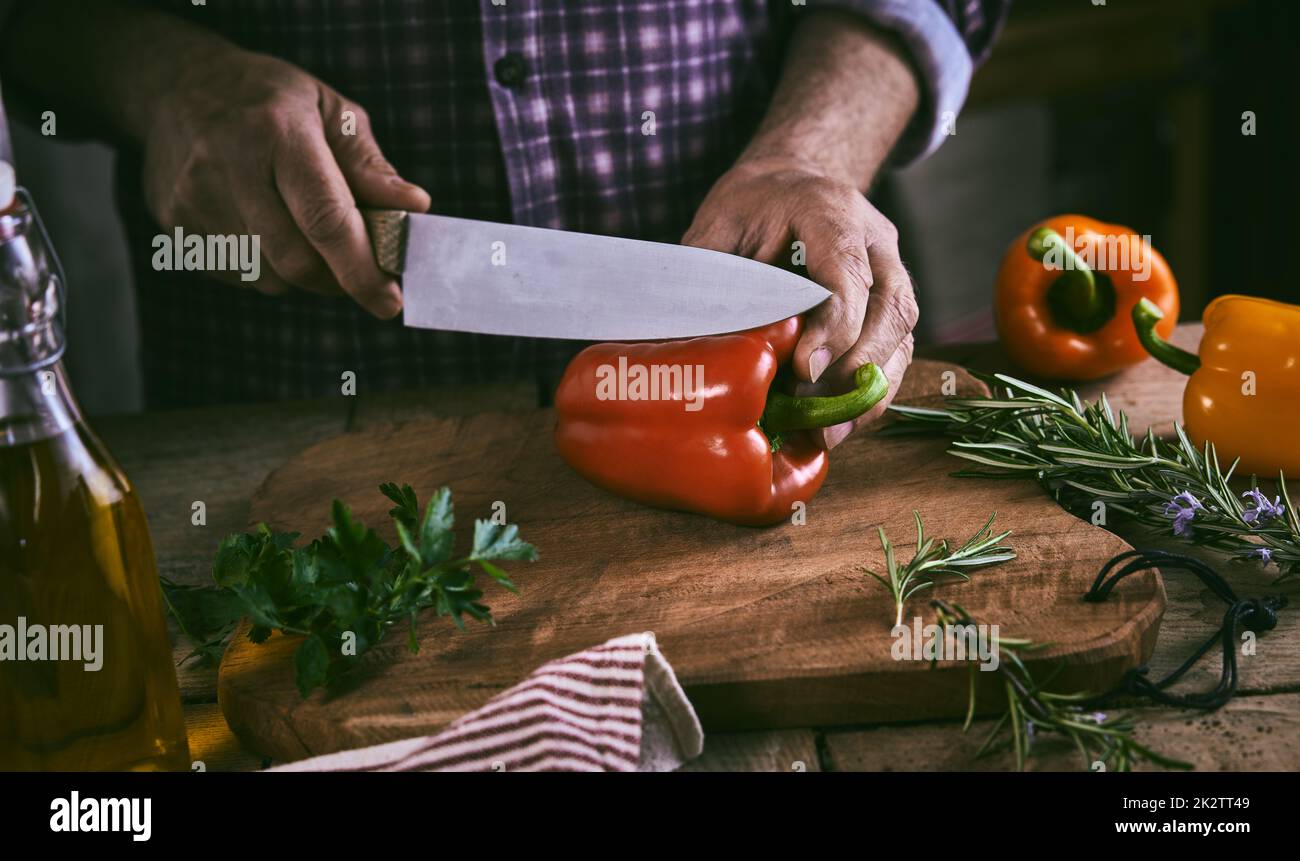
[{"left": 363, "top": 209, "right": 830, "bottom": 341}]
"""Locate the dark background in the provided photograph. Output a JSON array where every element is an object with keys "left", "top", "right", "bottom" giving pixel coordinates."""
[
  {"left": 885, "top": 0, "right": 1298, "bottom": 345},
  {"left": 7, "top": 0, "right": 1298, "bottom": 413},
  {"left": 989, "top": 0, "right": 1299, "bottom": 312}
]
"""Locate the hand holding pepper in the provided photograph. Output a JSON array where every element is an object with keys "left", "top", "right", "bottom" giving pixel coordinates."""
[{"left": 682, "top": 11, "right": 922, "bottom": 450}]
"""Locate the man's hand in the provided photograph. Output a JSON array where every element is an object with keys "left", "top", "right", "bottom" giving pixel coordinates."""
[
  {"left": 0, "top": 2, "right": 428, "bottom": 318},
  {"left": 684, "top": 9, "right": 922, "bottom": 448},
  {"left": 683, "top": 155, "right": 916, "bottom": 449},
  {"left": 146, "top": 51, "right": 429, "bottom": 316}
]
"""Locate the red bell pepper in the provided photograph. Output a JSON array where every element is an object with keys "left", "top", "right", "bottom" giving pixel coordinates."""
[{"left": 553, "top": 316, "right": 888, "bottom": 526}]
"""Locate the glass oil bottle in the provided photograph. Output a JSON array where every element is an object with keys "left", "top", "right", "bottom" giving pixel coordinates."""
[{"left": 0, "top": 185, "right": 189, "bottom": 770}]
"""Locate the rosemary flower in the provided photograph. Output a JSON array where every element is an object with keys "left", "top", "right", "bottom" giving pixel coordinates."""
[
  {"left": 1250, "top": 547, "right": 1274, "bottom": 566},
  {"left": 1163, "top": 491, "right": 1204, "bottom": 538},
  {"left": 1241, "top": 488, "right": 1285, "bottom": 525}
]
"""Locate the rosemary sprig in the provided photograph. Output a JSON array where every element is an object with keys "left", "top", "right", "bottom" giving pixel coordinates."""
[
  {"left": 932, "top": 600, "right": 1192, "bottom": 772},
  {"left": 889, "top": 371, "right": 1299, "bottom": 580},
  {"left": 887, "top": 371, "right": 1292, "bottom": 771},
  {"left": 862, "top": 512, "right": 1016, "bottom": 628}
]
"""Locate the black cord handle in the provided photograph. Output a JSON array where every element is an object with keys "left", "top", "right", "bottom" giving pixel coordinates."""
[{"left": 1082, "top": 549, "right": 1287, "bottom": 710}]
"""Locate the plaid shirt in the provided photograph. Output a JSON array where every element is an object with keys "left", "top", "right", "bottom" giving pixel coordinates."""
[{"left": 119, "top": 0, "right": 1007, "bottom": 407}]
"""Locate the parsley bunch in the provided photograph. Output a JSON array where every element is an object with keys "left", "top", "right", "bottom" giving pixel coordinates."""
[{"left": 164, "top": 483, "right": 536, "bottom": 696}]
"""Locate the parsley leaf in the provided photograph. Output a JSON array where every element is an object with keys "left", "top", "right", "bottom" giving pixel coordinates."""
[
  {"left": 159, "top": 576, "right": 243, "bottom": 666},
  {"left": 161, "top": 484, "right": 536, "bottom": 696}
]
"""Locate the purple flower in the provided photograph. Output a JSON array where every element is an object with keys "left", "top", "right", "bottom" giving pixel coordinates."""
[
  {"left": 1241, "top": 489, "right": 1285, "bottom": 525},
  {"left": 1163, "top": 491, "right": 1204, "bottom": 538},
  {"left": 1249, "top": 547, "right": 1274, "bottom": 566}
]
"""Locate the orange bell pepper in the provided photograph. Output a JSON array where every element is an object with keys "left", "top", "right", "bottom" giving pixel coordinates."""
[
  {"left": 995, "top": 214, "right": 1179, "bottom": 380},
  {"left": 1132, "top": 294, "right": 1300, "bottom": 478},
  {"left": 553, "top": 317, "right": 888, "bottom": 526}
]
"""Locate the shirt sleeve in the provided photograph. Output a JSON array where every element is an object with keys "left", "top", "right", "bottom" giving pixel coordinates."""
[{"left": 809, "top": 0, "right": 1009, "bottom": 165}]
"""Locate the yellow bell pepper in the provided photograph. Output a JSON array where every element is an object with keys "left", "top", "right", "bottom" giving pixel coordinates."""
[{"left": 1132, "top": 294, "right": 1300, "bottom": 478}]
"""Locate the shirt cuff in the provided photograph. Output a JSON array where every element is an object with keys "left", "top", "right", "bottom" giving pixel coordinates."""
[{"left": 809, "top": 0, "right": 973, "bottom": 165}]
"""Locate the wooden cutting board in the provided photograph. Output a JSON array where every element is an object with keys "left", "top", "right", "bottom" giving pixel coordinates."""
[{"left": 219, "top": 360, "right": 1164, "bottom": 762}]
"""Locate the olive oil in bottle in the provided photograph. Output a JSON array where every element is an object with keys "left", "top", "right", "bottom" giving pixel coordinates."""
[{"left": 0, "top": 186, "right": 189, "bottom": 770}]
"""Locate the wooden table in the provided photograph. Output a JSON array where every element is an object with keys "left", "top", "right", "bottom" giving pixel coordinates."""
[{"left": 98, "top": 324, "right": 1299, "bottom": 772}]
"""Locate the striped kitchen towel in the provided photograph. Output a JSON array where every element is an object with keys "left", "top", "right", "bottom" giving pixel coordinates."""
[{"left": 270, "top": 632, "right": 703, "bottom": 772}]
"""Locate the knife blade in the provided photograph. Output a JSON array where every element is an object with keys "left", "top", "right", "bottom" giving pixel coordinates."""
[{"left": 363, "top": 209, "right": 830, "bottom": 341}]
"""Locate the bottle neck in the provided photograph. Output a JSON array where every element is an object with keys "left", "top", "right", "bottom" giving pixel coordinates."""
[
  {"left": 1, "top": 204, "right": 65, "bottom": 371},
  {"left": 0, "top": 196, "right": 76, "bottom": 445},
  {"left": 0, "top": 360, "right": 81, "bottom": 446}
]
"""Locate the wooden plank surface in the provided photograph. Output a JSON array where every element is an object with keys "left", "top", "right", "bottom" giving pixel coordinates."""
[
  {"left": 679, "top": 730, "right": 822, "bottom": 773},
  {"left": 347, "top": 383, "right": 538, "bottom": 431},
  {"left": 185, "top": 703, "right": 268, "bottom": 773},
  {"left": 217, "top": 360, "right": 1161, "bottom": 762},
  {"left": 823, "top": 693, "right": 1300, "bottom": 772},
  {"left": 101, "top": 324, "right": 1298, "bottom": 770},
  {"left": 96, "top": 398, "right": 353, "bottom": 586}
]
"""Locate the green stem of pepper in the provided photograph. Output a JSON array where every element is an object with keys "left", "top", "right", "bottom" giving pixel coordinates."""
[
  {"left": 1132, "top": 297, "right": 1200, "bottom": 375},
  {"left": 1027, "top": 226, "right": 1103, "bottom": 330},
  {"left": 760, "top": 362, "right": 889, "bottom": 434}
]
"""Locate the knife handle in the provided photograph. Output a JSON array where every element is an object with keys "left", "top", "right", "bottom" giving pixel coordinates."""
[{"left": 361, "top": 208, "right": 408, "bottom": 276}]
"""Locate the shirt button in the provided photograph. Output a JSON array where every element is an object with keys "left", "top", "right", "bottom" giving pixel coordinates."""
[{"left": 494, "top": 53, "right": 528, "bottom": 88}]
